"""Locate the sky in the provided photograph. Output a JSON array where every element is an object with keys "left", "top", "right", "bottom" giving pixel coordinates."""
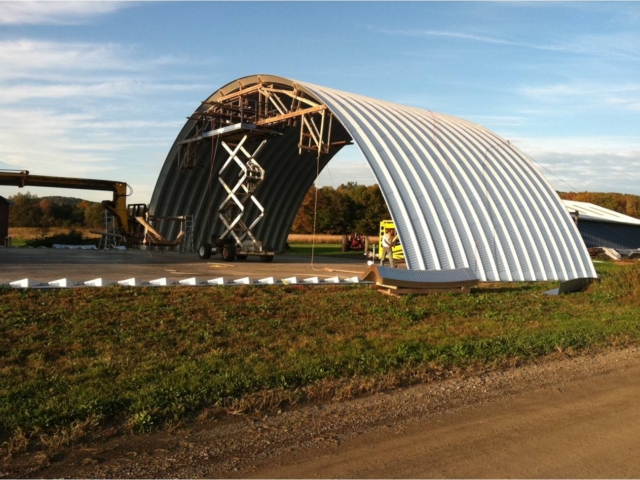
[{"left": 1, "top": 1, "right": 639, "bottom": 204}]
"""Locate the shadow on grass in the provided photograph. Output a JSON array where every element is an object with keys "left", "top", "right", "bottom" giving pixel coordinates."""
[{"left": 471, "top": 282, "right": 555, "bottom": 295}]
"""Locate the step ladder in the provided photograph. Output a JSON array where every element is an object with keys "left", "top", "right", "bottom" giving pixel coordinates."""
[
  {"left": 181, "top": 214, "right": 195, "bottom": 253},
  {"left": 98, "top": 209, "right": 119, "bottom": 250}
]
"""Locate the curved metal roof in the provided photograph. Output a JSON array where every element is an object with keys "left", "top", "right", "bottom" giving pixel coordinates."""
[
  {"left": 563, "top": 199, "right": 640, "bottom": 226},
  {"left": 151, "top": 74, "right": 596, "bottom": 282}
]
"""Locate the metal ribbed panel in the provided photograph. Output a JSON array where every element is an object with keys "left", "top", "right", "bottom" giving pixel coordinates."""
[
  {"left": 563, "top": 200, "right": 640, "bottom": 226},
  {"left": 150, "top": 74, "right": 597, "bottom": 282},
  {"left": 376, "top": 266, "right": 478, "bottom": 283}
]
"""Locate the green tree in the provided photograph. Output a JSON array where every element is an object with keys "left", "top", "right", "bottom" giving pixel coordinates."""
[
  {"left": 82, "top": 202, "right": 105, "bottom": 228},
  {"left": 8, "top": 193, "right": 43, "bottom": 227},
  {"left": 291, "top": 183, "right": 391, "bottom": 235},
  {"left": 317, "top": 186, "right": 354, "bottom": 234}
]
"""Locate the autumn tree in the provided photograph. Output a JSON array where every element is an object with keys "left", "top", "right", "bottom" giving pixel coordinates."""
[
  {"left": 291, "top": 183, "right": 391, "bottom": 235},
  {"left": 8, "top": 193, "right": 106, "bottom": 228},
  {"left": 8, "top": 193, "right": 43, "bottom": 227},
  {"left": 558, "top": 191, "right": 640, "bottom": 219},
  {"left": 80, "top": 201, "right": 105, "bottom": 228}
]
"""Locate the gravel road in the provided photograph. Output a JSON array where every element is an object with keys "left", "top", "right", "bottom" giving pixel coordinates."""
[{"left": 4, "top": 347, "right": 640, "bottom": 478}]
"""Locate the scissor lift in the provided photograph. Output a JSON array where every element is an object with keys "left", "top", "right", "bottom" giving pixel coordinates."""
[
  {"left": 176, "top": 80, "right": 348, "bottom": 262},
  {"left": 188, "top": 125, "right": 276, "bottom": 262}
]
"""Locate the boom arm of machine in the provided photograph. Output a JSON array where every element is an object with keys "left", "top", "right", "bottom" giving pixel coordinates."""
[{"left": 0, "top": 170, "right": 130, "bottom": 236}]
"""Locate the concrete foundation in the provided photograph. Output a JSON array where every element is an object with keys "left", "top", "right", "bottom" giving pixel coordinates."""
[{"left": 0, "top": 248, "right": 378, "bottom": 286}]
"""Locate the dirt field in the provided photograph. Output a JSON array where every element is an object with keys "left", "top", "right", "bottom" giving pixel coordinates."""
[{"left": 4, "top": 347, "right": 639, "bottom": 478}]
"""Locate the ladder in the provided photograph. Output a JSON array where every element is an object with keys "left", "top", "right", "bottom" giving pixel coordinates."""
[
  {"left": 98, "top": 209, "right": 119, "bottom": 250},
  {"left": 181, "top": 214, "right": 195, "bottom": 253}
]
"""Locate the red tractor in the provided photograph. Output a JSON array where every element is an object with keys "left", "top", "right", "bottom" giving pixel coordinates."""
[{"left": 341, "top": 232, "right": 369, "bottom": 252}]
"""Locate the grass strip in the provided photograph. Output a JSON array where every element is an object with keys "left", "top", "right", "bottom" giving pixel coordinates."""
[
  {"left": 286, "top": 243, "right": 369, "bottom": 258},
  {"left": 1, "top": 261, "right": 639, "bottom": 452}
]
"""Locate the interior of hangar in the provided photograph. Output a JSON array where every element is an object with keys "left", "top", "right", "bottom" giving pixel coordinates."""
[{"left": 150, "top": 74, "right": 597, "bottom": 282}]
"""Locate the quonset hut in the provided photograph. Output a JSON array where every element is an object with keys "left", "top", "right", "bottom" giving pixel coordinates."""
[
  {"left": 150, "top": 74, "right": 596, "bottom": 282},
  {"left": 564, "top": 200, "right": 640, "bottom": 250}
]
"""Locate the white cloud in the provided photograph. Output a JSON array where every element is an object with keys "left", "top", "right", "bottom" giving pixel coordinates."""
[
  {"left": 0, "top": 36, "right": 214, "bottom": 204},
  {"left": 565, "top": 32, "right": 640, "bottom": 61},
  {"left": 0, "top": 39, "right": 213, "bottom": 105},
  {"left": 519, "top": 83, "right": 640, "bottom": 99},
  {"left": 0, "top": 105, "right": 180, "bottom": 203},
  {"left": 375, "top": 28, "right": 515, "bottom": 47},
  {"left": 509, "top": 135, "right": 640, "bottom": 195},
  {"left": 537, "top": 152, "right": 640, "bottom": 195},
  {"left": 0, "top": 39, "right": 205, "bottom": 81},
  {"left": 0, "top": 40, "right": 134, "bottom": 78},
  {"left": 513, "top": 134, "right": 640, "bottom": 156},
  {"left": 373, "top": 27, "right": 640, "bottom": 60},
  {"left": 0, "top": 80, "right": 210, "bottom": 103},
  {"left": 0, "top": 2, "right": 130, "bottom": 25},
  {"left": 516, "top": 82, "right": 640, "bottom": 113}
]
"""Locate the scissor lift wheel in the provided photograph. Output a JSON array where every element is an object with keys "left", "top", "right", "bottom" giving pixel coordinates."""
[{"left": 198, "top": 243, "right": 212, "bottom": 259}]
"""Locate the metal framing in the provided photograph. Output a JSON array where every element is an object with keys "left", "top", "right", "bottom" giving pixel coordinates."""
[
  {"left": 217, "top": 136, "right": 267, "bottom": 249},
  {"left": 150, "top": 74, "right": 597, "bottom": 282}
]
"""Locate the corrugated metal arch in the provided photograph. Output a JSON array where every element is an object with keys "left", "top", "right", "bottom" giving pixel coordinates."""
[{"left": 150, "top": 74, "right": 597, "bottom": 282}]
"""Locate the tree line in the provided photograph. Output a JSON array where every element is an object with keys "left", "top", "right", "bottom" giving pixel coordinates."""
[
  {"left": 557, "top": 191, "right": 640, "bottom": 219},
  {"left": 6, "top": 183, "right": 391, "bottom": 235},
  {"left": 7, "top": 192, "right": 104, "bottom": 229},
  {"left": 8, "top": 187, "right": 640, "bottom": 235}
]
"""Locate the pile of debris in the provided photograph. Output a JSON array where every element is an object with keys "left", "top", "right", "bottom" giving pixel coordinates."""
[{"left": 588, "top": 247, "right": 640, "bottom": 261}]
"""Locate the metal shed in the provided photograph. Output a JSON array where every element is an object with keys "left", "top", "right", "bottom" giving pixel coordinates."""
[
  {"left": 564, "top": 200, "right": 640, "bottom": 250},
  {"left": 151, "top": 74, "right": 596, "bottom": 282}
]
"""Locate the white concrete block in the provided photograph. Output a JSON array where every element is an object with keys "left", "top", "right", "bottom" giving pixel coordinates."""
[
  {"left": 84, "top": 278, "right": 114, "bottom": 287},
  {"left": 233, "top": 277, "right": 251, "bottom": 285},
  {"left": 256, "top": 277, "right": 275, "bottom": 284},
  {"left": 149, "top": 277, "right": 173, "bottom": 286},
  {"left": 282, "top": 276, "right": 298, "bottom": 285},
  {"left": 302, "top": 276, "right": 319, "bottom": 284},
  {"left": 206, "top": 277, "right": 226, "bottom": 285},
  {"left": 10, "top": 278, "right": 40, "bottom": 288},
  {"left": 48, "top": 278, "right": 77, "bottom": 288},
  {"left": 324, "top": 276, "right": 340, "bottom": 283},
  {"left": 118, "top": 278, "right": 142, "bottom": 287},
  {"left": 344, "top": 276, "right": 360, "bottom": 283},
  {"left": 178, "top": 277, "right": 201, "bottom": 286}
]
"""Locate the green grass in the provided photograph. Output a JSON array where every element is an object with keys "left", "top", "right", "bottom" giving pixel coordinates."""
[
  {"left": 286, "top": 243, "right": 370, "bottom": 259},
  {"left": 1, "top": 260, "right": 640, "bottom": 452},
  {"left": 7, "top": 238, "right": 27, "bottom": 247}
]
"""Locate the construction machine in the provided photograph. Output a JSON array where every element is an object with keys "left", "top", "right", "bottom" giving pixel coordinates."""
[
  {"left": 368, "top": 220, "right": 404, "bottom": 262},
  {"left": 0, "top": 170, "right": 185, "bottom": 248},
  {"left": 341, "top": 232, "right": 369, "bottom": 252}
]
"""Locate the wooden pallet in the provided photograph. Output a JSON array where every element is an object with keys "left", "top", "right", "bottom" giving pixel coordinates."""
[
  {"left": 361, "top": 265, "right": 479, "bottom": 296},
  {"left": 374, "top": 283, "right": 472, "bottom": 296}
]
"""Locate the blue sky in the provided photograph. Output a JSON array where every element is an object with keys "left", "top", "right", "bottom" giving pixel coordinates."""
[{"left": 1, "top": 1, "right": 639, "bottom": 203}]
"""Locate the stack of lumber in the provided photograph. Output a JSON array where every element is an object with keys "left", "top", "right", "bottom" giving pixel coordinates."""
[{"left": 360, "top": 265, "right": 479, "bottom": 296}]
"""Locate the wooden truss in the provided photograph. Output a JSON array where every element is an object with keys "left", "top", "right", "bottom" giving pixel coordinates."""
[{"left": 176, "top": 80, "right": 345, "bottom": 173}]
